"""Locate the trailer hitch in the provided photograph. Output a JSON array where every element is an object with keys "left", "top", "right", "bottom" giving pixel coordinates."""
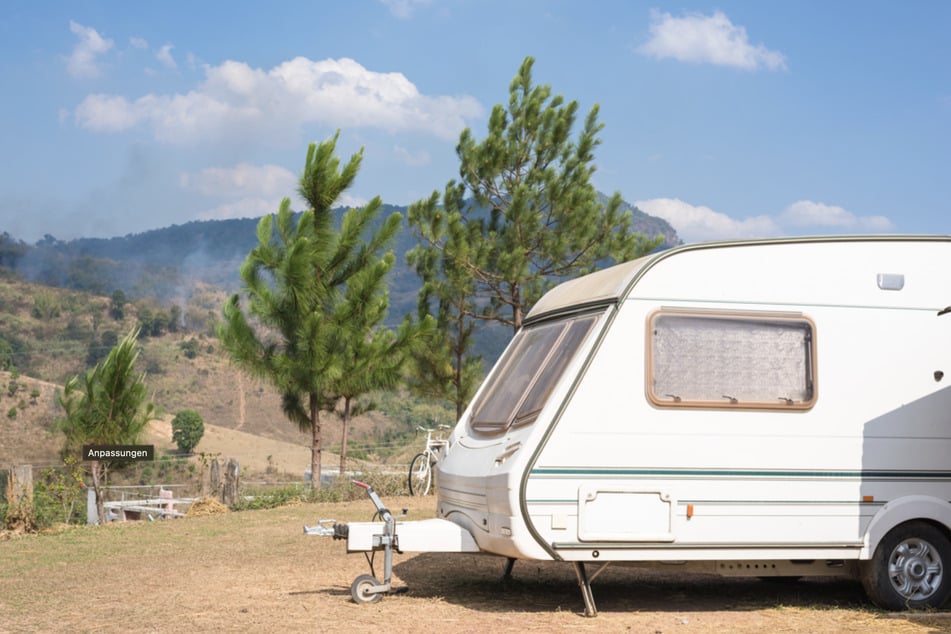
[{"left": 304, "top": 479, "right": 407, "bottom": 604}]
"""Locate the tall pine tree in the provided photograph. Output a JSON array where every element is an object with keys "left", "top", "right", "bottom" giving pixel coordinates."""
[
  {"left": 219, "top": 132, "right": 420, "bottom": 485},
  {"left": 408, "top": 56, "right": 662, "bottom": 415}
]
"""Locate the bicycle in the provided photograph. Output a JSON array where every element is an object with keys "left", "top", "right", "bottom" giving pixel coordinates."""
[{"left": 408, "top": 424, "right": 450, "bottom": 496}]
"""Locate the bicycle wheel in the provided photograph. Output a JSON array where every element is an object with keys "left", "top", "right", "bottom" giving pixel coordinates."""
[{"left": 408, "top": 452, "right": 431, "bottom": 496}]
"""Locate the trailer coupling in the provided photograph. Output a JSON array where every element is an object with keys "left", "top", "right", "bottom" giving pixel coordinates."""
[
  {"left": 303, "top": 480, "right": 403, "bottom": 604},
  {"left": 304, "top": 479, "right": 479, "bottom": 605}
]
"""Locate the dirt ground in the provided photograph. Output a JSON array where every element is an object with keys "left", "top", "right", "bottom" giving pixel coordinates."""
[{"left": 2, "top": 495, "right": 950, "bottom": 633}]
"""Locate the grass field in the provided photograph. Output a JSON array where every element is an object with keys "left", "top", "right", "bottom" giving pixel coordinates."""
[{"left": 2, "top": 495, "right": 949, "bottom": 633}]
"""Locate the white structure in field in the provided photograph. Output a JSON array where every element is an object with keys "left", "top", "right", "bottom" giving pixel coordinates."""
[{"left": 351, "top": 236, "right": 951, "bottom": 615}]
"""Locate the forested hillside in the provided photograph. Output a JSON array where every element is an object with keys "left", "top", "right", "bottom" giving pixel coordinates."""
[{"left": 0, "top": 197, "right": 677, "bottom": 365}]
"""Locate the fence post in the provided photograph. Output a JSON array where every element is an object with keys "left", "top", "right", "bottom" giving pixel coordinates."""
[
  {"left": 221, "top": 458, "right": 239, "bottom": 507},
  {"left": 87, "top": 486, "right": 99, "bottom": 525},
  {"left": 8, "top": 465, "right": 33, "bottom": 505},
  {"left": 5, "top": 465, "right": 34, "bottom": 530},
  {"left": 210, "top": 457, "right": 221, "bottom": 496}
]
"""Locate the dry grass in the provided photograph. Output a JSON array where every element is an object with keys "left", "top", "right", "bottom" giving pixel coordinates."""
[{"left": 0, "top": 496, "right": 949, "bottom": 633}]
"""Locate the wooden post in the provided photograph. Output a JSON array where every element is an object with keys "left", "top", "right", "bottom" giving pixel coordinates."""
[
  {"left": 210, "top": 457, "right": 221, "bottom": 496},
  {"left": 221, "top": 458, "right": 239, "bottom": 507},
  {"left": 7, "top": 465, "right": 33, "bottom": 505},
  {"left": 5, "top": 465, "right": 35, "bottom": 531}
]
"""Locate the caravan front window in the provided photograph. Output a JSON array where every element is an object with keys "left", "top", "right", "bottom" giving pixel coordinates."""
[
  {"left": 647, "top": 310, "right": 816, "bottom": 410},
  {"left": 470, "top": 314, "right": 600, "bottom": 434}
]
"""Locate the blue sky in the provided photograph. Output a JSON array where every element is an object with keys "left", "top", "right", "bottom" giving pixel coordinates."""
[{"left": 0, "top": 1, "right": 948, "bottom": 245}]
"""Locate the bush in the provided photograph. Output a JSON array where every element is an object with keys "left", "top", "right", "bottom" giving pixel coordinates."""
[
  {"left": 230, "top": 467, "right": 408, "bottom": 511},
  {"left": 172, "top": 409, "right": 205, "bottom": 454}
]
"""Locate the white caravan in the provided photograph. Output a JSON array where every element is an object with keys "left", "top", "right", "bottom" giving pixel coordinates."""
[{"left": 330, "top": 236, "right": 951, "bottom": 615}]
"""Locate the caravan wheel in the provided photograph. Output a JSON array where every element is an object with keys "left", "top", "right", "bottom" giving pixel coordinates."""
[{"left": 860, "top": 521, "right": 951, "bottom": 610}]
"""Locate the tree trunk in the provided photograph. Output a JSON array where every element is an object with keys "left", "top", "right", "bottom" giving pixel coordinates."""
[
  {"left": 339, "top": 397, "right": 351, "bottom": 475},
  {"left": 90, "top": 460, "right": 105, "bottom": 525},
  {"left": 310, "top": 393, "right": 322, "bottom": 488}
]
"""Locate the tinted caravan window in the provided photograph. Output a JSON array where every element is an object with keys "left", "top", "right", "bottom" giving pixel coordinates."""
[
  {"left": 648, "top": 310, "right": 816, "bottom": 410},
  {"left": 470, "top": 314, "right": 600, "bottom": 434}
]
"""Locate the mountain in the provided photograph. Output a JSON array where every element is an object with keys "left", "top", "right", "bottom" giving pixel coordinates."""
[{"left": 5, "top": 197, "right": 679, "bottom": 312}]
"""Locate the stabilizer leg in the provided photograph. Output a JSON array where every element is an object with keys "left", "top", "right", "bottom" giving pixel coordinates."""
[
  {"left": 572, "top": 561, "right": 598, "bottom": 617},
  {"left": 502, "top": 557, "right": 516, "bottom": 581}
]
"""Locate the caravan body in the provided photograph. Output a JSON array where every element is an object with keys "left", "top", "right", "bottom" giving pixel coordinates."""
[{"left": 433, "top": 236, "right": 951, "bottom": 612}]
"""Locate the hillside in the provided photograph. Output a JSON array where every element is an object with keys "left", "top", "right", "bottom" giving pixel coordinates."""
[
  {"left": 0, "top": 275, "right": 438, "bottom": 474},
  {"left": 0, "top": 199, "right": 677, "bottom": 474},
  {"left": 3, "top": 196, "right": 679, "bottom": 308}
]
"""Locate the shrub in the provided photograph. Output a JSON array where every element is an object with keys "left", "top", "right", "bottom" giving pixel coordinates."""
[{"left": 171, "top": 409, "right": 205, "bottom": 454}]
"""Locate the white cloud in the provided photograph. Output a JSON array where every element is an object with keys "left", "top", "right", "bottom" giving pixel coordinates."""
[
  {"left": 66, "top": 21, "right": 114, "bottom": 79},
  {"left": 393, "top": 145, "right": 431, "bottom": 166},
  {"left": 636, "top": 197, "right": 778, "bottom": 242},
  {"left": 196, "top": 197, "right": 281, "bottom": 221},
  {"left": 636, "top": 197, "right": 894, "bottom": 243},
  {"left": 781, "top": 200, "right": 894, "bottom": 231},
  {"left": 130, "top": 37, "right": 148, "bottom": 50},
  {"left": 182, "top": 162, "right": 368, "bottom": 222},
  {"left": 181, "top": 163, "right": 298, "bottom": 198},
  {"left": 380, "top": 0, "right": 433, "bottom": 19},
  {"left": 74, "top": 94, "right": 143, "bottom": 131},
  {"left": 638, "top": 10, "right": 786, "bottom": 71},
  {"left": 183, "top": 163, "right": 298, "bottom": 222},
  {"left": 156, "top": 43, "right": 177, "bottom": 70},
  {"left": 74, "top": 56, "right": 483, "bottom": 143}
]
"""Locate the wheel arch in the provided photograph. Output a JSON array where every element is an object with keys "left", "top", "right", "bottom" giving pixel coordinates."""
[{"left": 861, "top": 495, "right": 951, "bottom": 559}]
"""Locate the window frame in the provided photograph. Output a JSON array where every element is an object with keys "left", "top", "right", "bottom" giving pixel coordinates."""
[
  {"left": 645, "top": 308, "right": 818, "bottom": 411},
  {"left": 469, "top": 312, "right": 602, "bottom": 435}
]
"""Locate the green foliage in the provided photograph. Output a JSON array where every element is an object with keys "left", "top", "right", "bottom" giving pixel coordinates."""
[
  {"left": 86, "top": 329, "right": 118, "bottom": 366},
  {"left": 58, "top": 327, "right": 155, "bottom": 449},
  {"left": 231, "top": 468, "right": 406, "bottom": 510},
  {"left": 0, "top": 337, "right": 14, "bottom": 370},
  {"left": 171, "top": 409, "right": 205, "bottom": 454},
  {"left": 0, "top": 231, "right": 28, "bottom": 269},
  {"left": 179, "top": 338, "right": 200, "bottom": 359},
  {"left": 219, "top": 131, "right": 427, "bottom": 487},
  {"left": 31, "top": 292, "right": 61, "bottom": 320},
  {"left": 57, "top": 327, "right": 155, "bottom": 521},
  {"left": 407, "top": 56, "right": 663, "bottom": 416},
  {"left": 36, "top": 456, "right": 87, "bottom": 525},
  {"left": 7, "top": 407, "right": 16, "bottom": 419},
  {"left": 109, "top": 289, "right": 126, "bottom": 320},
  {"left": 137, "top": 306, "right": 169, "bottom": 337}
]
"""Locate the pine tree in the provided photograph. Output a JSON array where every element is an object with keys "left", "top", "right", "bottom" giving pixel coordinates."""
[
  {"left": 219, "top": 132, "right": 419, "bottom": 486},
  {"left": 408, "top": 56, "right": 663, "bottom": 414}
]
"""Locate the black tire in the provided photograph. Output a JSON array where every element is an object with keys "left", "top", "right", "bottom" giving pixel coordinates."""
[
  {"left": 408, "top": 453, "right": 431, "bottom": 496},
  {"left": 860, "top": 521, "right": 951, "bottom": 610},
  {"left": 351, "top": 574, "right": 383, "bottom": 604}
]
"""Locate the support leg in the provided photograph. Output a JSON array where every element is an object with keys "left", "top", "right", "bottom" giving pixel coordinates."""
[
  {"left": 502, "top": 557, "right": 516, "bottom": 581},
  {"left": 572, "top": 562, "right": 598, "bottom": 617}
]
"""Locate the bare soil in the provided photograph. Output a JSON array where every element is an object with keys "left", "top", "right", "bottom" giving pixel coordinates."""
[{"left": 1, "top": 496, "right": 949, "bottom": 633}]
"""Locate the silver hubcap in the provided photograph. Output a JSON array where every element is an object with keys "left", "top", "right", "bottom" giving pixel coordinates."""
[{"left": 888, "top": 537, "right": 943, "bottom": 601}]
